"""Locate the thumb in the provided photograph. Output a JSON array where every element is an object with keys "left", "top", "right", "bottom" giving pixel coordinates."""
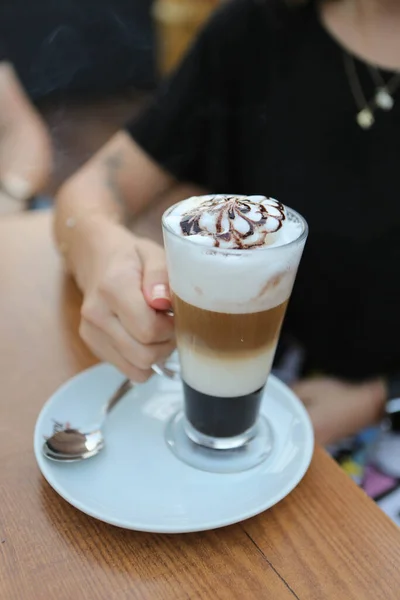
[{"left": 138, "top": 240, "right": 172, "bottom": 311}]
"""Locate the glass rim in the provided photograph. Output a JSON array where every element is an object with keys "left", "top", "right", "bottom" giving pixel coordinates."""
[{"left": 162, "top": 198, "right": 308, "bottom": 254}]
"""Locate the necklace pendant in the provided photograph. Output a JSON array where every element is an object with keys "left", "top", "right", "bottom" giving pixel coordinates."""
[
  {"left": 357, "top": 108, "right": 374, "bottom": 129},
  {"left": 375, "top": 87, "right": 394, "bottom": 111}
]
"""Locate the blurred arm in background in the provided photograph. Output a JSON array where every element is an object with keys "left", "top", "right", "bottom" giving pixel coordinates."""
[{"left": 0, "top": 62, "right": 51, "bottom": 207}]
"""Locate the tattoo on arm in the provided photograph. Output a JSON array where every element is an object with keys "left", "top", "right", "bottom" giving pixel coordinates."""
[
  {"left": 104, "top": 150, "right": 124, "bottom": 203},
  {"left": 103, "top": 150, "right": 133, "bottom": 224}
]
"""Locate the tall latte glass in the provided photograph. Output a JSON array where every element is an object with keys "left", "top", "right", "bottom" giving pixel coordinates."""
[{"left": 162, "top": 195, "right": 307, "bottom": 472}]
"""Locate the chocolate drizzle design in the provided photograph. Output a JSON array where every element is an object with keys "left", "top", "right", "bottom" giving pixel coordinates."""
[{"left": 180, "top": 196, "right": 285, "bottom": 248}]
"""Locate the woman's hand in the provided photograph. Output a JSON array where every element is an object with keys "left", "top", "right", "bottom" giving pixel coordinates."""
[
  {"left": 77, "top": 218, "right": 175, "bottom": 382},
  {"left": 292, "top": 377, "right": 387, "bottom": 445}
]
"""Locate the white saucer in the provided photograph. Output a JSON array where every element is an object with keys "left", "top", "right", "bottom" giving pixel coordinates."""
[{"left": 34, "top": 364, "right": 314, "bottom": 533}]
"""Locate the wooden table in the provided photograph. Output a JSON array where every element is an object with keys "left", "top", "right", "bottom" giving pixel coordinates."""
[{"left": 1, "top": 211, "right": 400, "bottom": 600}]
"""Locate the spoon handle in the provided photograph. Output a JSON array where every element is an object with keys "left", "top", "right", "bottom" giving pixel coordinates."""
[
  {"left": 104, "top": 379, "right": 134, "bottom": 416},
  {"left": 103, "top": 350, "right": 180, "bottom": 417}
]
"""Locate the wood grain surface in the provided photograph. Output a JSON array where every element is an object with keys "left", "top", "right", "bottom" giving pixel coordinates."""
[{"left": 0, "top": 211, "right": 399, "bottom": 600}]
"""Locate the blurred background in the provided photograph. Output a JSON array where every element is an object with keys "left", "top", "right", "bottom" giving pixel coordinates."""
[{"left": 0, "top": 0, "right": 220, "bottom": 214}]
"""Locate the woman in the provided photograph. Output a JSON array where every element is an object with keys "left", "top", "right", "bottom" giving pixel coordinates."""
[
  {"left": 54, "top": 0, "right": 400, "bottom": 445},
  {"left": 0, "top": 62, "right": 50, "bottom": 202}
]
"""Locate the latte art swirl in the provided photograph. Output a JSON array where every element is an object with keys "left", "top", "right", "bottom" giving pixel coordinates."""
[{"left": 179, "top": 195, "right": 286, "bottom": 249}]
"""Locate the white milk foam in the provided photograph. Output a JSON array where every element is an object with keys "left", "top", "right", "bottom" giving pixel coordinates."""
[
  {"left": 163, "top": 195, "right": 306, "bottom": 398},
  {"left": 164, "top": 195, "right": 305, "bottom": 314}
]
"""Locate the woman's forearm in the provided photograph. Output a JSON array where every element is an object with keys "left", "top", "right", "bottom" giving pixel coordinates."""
[{"left": 54, "top": 130, "right": 174, "bottom": 287}]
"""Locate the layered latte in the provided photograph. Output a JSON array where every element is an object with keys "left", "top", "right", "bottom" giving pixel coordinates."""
[{"left": 163, "top": 195, "right": 306, "bottom": 444}]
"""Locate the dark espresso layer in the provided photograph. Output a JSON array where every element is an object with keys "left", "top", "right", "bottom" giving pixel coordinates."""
[
  {"left": 183, "top": 381, "right": 264, "bottom": 438},
  {"left": 172, "top": 294, "right": 288, "bottom": 354}
]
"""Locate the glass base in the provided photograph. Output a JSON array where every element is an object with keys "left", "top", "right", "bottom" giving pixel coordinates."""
[
  {"left": 165, "top": 411, "right": 273, "bottom": 474},
  {"left": 184, "top": 418, "right": 257, "bottom": 450}
]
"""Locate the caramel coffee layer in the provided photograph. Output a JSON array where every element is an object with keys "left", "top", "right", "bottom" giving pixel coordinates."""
[{"left": 172, "top": 293, "right": 288, "bottom": 354}]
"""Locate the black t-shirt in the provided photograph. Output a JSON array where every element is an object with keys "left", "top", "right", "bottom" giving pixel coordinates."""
[
  {"left": 0, "top": 1, "right": 154, "bottom": 100},
  {"left": 127, "top": 0, "right": 400, "bottom": 380},
  {"left": 0, "top": 39, "right": 6, "bottom": 62}
]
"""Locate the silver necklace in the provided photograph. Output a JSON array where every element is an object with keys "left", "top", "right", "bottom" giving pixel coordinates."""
[{"left": 343, "top": 52, "right": 400, "bottom": 129}]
